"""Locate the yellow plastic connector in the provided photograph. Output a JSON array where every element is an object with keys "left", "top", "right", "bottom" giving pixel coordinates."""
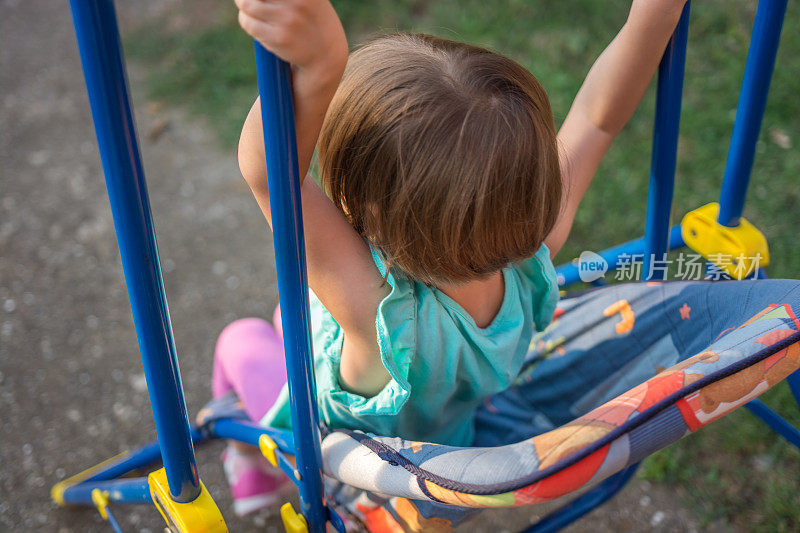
[
  {"left": 91, "top": 489, "right": 110, "bottom": 520},
  {"left": 259, "top": 434, "right": 279, "bottom": 467},
  {"left": 148, "top": 468, "right": 227, "bottom": 533},
  {"left": 280, "top": 502, "right": 308, "bottom": 533},
  {"left": 681, "top": 202, "right": 769, "bottom": 279}
]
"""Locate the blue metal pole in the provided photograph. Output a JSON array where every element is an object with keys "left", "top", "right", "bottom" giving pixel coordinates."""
[
  {"left": 787, "top": 369, "right": 800, "bottom": 410},
  {"left": 106, "top": 509, "right": 124, "bottom": 533},
  {"left": 556, "top": 224, "right": 684, "bottom": 286},
  {"left": 643, "top": 2, "right": 691, "bottom": 281},
  {"left": 745, "top": 398, "right": 800, "bottom": 450},
  {"left": 62, "top": 478, "right": 153, "bottom": 506},
  {"left": 253, "top": 43, "right": 327, "bottom": 531},
  {"left": 210, "top": 418, "right": 295, "bottom": 453},
  {"left": 717, "top": 0, "right": 788, "bottom": 227},
  {"left": 77, "top": 427, "right": 207, "bottom": 485},
  {"left": 68, "top": 0, "right": 200, "bottom": 503}
]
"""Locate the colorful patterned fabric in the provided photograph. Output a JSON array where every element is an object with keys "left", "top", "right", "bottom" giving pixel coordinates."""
[{"left": 320, "top": 280, "right": 800, "bottom": 531}]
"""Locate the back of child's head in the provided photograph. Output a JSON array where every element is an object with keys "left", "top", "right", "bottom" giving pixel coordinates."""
[{"left": 318, "top": 33, "right": 561, "bottom": 285}]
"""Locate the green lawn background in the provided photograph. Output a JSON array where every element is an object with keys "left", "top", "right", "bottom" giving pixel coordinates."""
[{"left": 126, "top": 1, "right": 800, "bottom": 530}]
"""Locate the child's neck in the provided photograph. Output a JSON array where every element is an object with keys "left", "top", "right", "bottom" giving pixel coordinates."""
[{"left": 437, "top": 271, "right": 505, "bottom": 328}]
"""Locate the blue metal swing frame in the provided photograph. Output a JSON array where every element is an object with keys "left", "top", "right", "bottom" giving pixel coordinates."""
[{"left": 56, "top": 0, "right": 799, "bottom": 531}]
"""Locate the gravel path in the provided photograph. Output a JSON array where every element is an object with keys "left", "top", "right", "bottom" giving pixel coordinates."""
[{"left": 1, "top": 1, "right": 725, "bottom": 531}]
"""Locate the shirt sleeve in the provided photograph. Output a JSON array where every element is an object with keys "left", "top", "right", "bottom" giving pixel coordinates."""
[
  {"left": 515, "top": 243, "right": 560, "bottom": 332},
  {"left": 317, "top": 245, "right": 415, "bottom": 418}
]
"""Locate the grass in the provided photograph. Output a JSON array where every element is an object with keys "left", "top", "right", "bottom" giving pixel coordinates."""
[{"left": 125, "top": 0, "right": 800, "bottom": 530}]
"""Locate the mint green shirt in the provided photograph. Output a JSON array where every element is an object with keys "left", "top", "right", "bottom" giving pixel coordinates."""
[{"left": 261, "top": 244, "right": 559, "bottom": 446}]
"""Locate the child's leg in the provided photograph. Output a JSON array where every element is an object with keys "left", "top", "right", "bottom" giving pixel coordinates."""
[
  {"left": 273, "top": 305, "right": 283, "bottom": 343},
  {"left": 212, "top": 317, "right": 287, "bottom": 422},
  {"left": 211, "top": 315, "right": 289, "bottom": 515}
]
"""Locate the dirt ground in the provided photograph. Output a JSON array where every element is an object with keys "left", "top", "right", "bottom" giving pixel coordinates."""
[{"left": 1, "top": 1, "right": 737, "bottom": 531}]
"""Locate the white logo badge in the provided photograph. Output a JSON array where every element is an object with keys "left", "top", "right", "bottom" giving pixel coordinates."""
[{"left": 578, "top": 251, "right": 608, "bottom": 283}]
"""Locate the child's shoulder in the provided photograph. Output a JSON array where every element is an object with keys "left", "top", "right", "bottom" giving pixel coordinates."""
[
  {"left": 368, "top": 242, "right": 559, "bottom": 335},
  {"left": 510, "top": 244, "right": 560, "bottom": 332}
]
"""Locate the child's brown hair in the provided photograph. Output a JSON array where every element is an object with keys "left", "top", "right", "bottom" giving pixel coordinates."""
[{"left": 318, "top": 33, "right": 561, "bottom": 285}]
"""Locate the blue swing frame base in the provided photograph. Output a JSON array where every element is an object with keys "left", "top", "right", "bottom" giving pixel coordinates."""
[{"left": 58, "top": 0, "right": 798, "bottom": 531}]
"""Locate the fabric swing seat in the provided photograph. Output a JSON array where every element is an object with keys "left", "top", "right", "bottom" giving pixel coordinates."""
[
  {"left": 310, "top": 279, "right": 800, "bottom": 530},
  {"left": 200, "top": 278, "right": 800, "bottom": 530}
]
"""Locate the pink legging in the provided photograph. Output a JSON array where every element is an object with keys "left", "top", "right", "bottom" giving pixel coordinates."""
[{"left": 212, "top": 310, "right": 287, "bottom": 423}]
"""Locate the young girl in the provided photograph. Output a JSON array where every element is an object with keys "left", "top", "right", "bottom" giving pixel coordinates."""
[{"left": 213, "top": 0, "right": 688, "bottom": 515}]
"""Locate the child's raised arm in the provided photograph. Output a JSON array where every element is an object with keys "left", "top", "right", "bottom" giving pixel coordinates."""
[
  {"left": 236, "top": 0, "right": 348, "bottom": 191},
  {"left": 545, "top": 0, "right": 689, "bottom": 257},
  {"left": 236, "top": 0, "right": 391, "bottom": 395}
]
